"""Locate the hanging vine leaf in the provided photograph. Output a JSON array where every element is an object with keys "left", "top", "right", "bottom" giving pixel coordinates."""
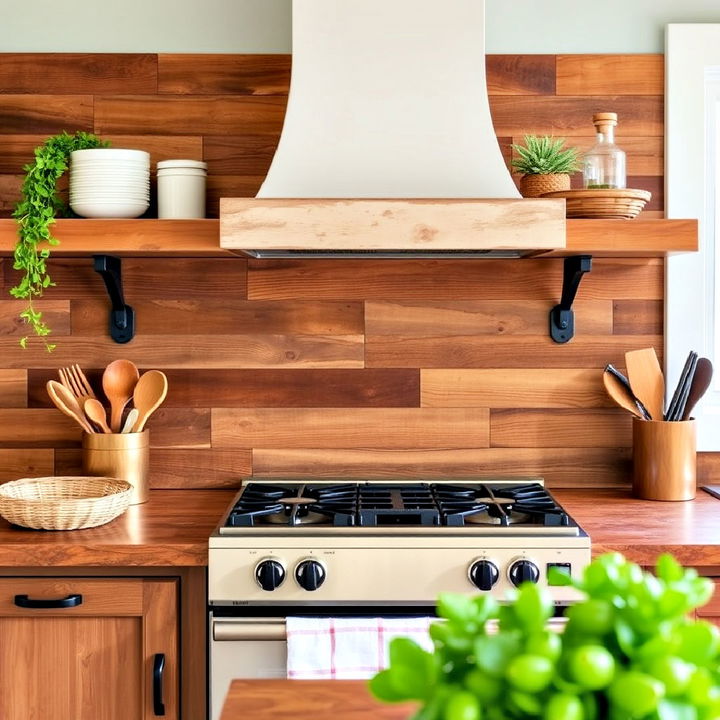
[{"left": 11, "top": 131, "right": 109, "bottom": 351}]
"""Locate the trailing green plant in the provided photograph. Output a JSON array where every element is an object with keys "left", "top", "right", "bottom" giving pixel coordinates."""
[
  {"left": 11, "top": 130, "right": 109, "bottom": 350},
  {"left": 371, "top": 552, "right": 719, "bottom": 720},
  {"left": 511, "top": 135, "right": 581, "bottom": 176}
]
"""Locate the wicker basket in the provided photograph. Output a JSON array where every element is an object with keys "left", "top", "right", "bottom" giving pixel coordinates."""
[
  {"left": 0, "top": 476, "right": 133, "bottom": 530},
  {"left": 541, "top": 188, "right": 652, "bottom": 219},
  {"left": 519, "top": 173, "right": 571, "bottom": 198}
]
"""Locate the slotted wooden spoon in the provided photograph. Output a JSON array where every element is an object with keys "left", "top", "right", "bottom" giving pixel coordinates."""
[{"left": 625, "top": 348, "right": 664, "bottom": 421}]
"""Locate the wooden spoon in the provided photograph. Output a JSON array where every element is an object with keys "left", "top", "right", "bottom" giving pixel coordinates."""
[
  {"left": 102, "top": 360, "right": 140, "bottom": 432},
  {"left": 132, "top": 370, "right": 168, "bottom": 433},
  {"left": 603, "top": 368, "right": 647, "bottom": 420},
  {"left": 681, "top": 357, "right": 714, "bottom": 420},
  {"left": 625, "top": 348, "right": 665, "bottom": 422},
  {"left": 46, "top": 380, "right": 94, "bottom": 434},
  {"left": 84, "top": 398, "right": 111, "bottom": 434}
]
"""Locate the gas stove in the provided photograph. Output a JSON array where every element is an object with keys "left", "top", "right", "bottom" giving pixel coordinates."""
[{"left": 208, "top": 477, "right": 590, "bottom": 606}]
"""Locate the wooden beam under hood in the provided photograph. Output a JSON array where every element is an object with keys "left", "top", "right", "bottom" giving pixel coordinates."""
[{"left": 219, "top": 198, "right": 566, "bottom": 257}]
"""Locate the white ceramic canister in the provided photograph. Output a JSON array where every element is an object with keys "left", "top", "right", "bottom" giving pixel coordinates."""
[{"left": 157, "top": 159, "right": 207, "bottom": 219}]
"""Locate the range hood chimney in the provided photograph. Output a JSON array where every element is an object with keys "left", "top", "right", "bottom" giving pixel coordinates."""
[
  {"left": 220, "top": 0, "right": 565, "bottom": 258},
  {"left": 259, "top": 0, "right": 519, "bottom": 199}
]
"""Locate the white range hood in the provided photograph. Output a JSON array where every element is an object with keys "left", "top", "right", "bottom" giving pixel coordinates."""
[{"left": 220, "top": 0, "right": 565, "bottom": 258}]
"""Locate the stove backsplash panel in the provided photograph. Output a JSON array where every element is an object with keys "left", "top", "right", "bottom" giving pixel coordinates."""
[{"left": 0, "top": 52, "right": 705, "bottom": 489}]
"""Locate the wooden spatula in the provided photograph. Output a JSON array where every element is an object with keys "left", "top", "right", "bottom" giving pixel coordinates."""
[{"left": 625, "top": 347, "right": 664, "bottom": 421}]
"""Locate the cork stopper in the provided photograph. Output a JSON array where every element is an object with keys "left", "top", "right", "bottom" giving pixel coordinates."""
[{"left": 593, "top": 112, "right": 618, "bottom": 133}]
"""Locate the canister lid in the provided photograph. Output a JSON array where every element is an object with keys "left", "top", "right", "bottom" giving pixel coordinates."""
[{"left": 157, "top": 159, "right": 208, "bottom": 170}]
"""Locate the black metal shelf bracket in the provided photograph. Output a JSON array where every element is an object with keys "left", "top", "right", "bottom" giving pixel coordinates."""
[
  {"left": 93, "top": 254, "right": 135, "bottom": 344},
  {"left": 549, "top": 255, "right": 592, "bottom": 344}
]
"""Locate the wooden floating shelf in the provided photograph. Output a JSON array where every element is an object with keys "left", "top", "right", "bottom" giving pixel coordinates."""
[{"left": 0, "top": 217, "right": 697, "bottom": 258}]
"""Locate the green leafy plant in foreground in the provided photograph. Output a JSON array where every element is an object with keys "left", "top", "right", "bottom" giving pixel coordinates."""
[
  {"left": 11, "top": 131, "right": 109, "bottom": 350},
  {"left": 371, "top": 553, "right": 719, "bottom": 720},
  {"left": 511, "top": 135, "right": 581, "bottom": 176}
]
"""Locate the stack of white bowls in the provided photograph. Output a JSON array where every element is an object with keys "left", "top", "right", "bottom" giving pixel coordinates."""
[{"left": 69, "top": 149, "right": 150, "bottom": 218}]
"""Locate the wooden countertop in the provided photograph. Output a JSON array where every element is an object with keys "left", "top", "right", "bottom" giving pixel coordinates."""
[
  {"left": 219, "top": 680, "right": 413, "bottom": 720},
  {"left": 0, "top": 486, "right": 718, "bottom": 569},
  {"left": 0, "top": 489, "right": 233, "bottom": 567},
  {"left": 555, "top": 487, "right": 720, "bottom": 567}
]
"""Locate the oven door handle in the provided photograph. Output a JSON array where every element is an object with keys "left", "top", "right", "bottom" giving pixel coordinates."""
[{"left": 212, "top": 617, "right": 287, "bottom": 641}]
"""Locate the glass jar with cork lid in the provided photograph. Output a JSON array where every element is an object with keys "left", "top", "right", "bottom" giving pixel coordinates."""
[{"left": 583, "top": 112, "right": 626, "bottom": 190}]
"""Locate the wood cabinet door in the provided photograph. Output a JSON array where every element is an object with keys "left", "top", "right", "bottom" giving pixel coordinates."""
[
  {"left": 0, "top": 578, "right": 178, "bottom": 720},
  {"left": 697, "top": 579, "right": 720, "bottom": 626}
]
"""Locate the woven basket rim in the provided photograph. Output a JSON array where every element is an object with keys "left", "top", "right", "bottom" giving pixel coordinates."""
[{"left": 0, "top": 476, "right": 132, "bottom": 503}]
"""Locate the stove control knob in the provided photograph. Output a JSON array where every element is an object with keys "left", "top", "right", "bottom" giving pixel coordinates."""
[
  {"left": 255, "top": 559, "right": 286, "bottom": 592},
  {"left": 509, "top": 560, "right": 540, "bottom": 587},
  {"left": 469, "top": 560, "right": 499, "bottom": 591},
  {"left": 295, "top": 559, "right": 326, "bottom": 592}
]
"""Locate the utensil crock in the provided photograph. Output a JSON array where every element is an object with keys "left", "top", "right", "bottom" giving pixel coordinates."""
[
  {"left": 632, "top": 417, "right": 696, "bottom": 501},
  {"left": 82, "top": 431, "right": 149, "bottom": 505}
]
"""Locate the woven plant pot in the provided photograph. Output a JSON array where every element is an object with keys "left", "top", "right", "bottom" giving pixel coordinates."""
[{"left": 519, "top": 173, "right": 571, "bottom": 198}]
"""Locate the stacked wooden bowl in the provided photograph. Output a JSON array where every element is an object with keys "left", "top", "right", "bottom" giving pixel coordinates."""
[{"left": 541, "top": 188, "right": 651, "bottom": 219}]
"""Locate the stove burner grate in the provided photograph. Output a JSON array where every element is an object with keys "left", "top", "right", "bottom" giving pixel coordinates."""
[{"left": 224, "top": 480, "right": 572, "bottom": 528}]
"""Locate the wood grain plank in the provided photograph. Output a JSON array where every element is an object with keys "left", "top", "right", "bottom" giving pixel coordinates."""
[
  {"left": 29, "top": 368, "right": 419, "bottom": 409},
  {"left": 248, "top": 258, "right": 663, "bottom": 301},
  {"left": 213, "top": 408, "right": 490, "bottom": 449},
  {"left": 206, "top": 174, "right": 269, "bottom": 214},
  {"left": 8, "top": 257, "right": 246, "bottom": 300},
  {"left": 562, "top": 220, "right": 694, "bottom": 256},
  {"left": 0, "top": 448, "right": 54, "bottom": 480},
  {"left": 512, "top": 135, "right": 663, "bottom": 177},
  {"left": 0, "top": 300, "right": 70, "bottom": 337},
  {"left": 0, "top": 54, "right": 157, "bottom": 94},
  {"left": 367, "top": 335, "right": 663, "bottom": 369},
  {"left": 489, "top": 96, "right": 663, "bottom": 137},
  {"left": 0, "top": 135, "right": 201, "bottom": 175},
  {"left": 0, "top": 174, "right": 21, "bottom": 216},
  {"left": 252, "top": 447, "right": 632, "bottom": 488},
  {"left": 366, "top": 300, "right": 612, "bottom": 336},
  {"left": 491, "top": 409, "right": 632, "bottom": 448},
  {"left": 158, "top": 54, "right": 290, "bottom": 95},
  {"left": 0, "top": 335, "right": 364, "bottom": 369},
  {"left": 0, "top": 370, "right": 26, "bottom": 408},
  {"left": 127, "top": 408, "right": 210, "bottom": 449},
  {"left": 0, "top": 95, "right": 93, "bottom": 134},
  {"left": 421, "top": 369, "right": 610, "bottom": 408},
  {"left": 0, "top": 410, "right": 84, "bottom": 447},
  {"left": 94, "top": 95, "right": 287, "bottom": 135},
  {"left": 71, "top": 299, "right": 363, "bottom": 336},
  {"left": 203, "top": 135, "right": 279, "bottom": 175},
  {"left": 556, "top": 55, "right": 663, "bottom": 95},
  {"left": 613, "top": 300, "right": 663, "bottom": 335},
  {"left": 486, "top": 55, "right": 555, "bottom": 95},
  {"left": 55, "top": 448, "right": 250, "bottom": 488}
]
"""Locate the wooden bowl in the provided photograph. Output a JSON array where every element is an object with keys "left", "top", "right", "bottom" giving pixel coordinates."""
[{"left": 541, "top": 188, "right": 652, "bottom": 219}]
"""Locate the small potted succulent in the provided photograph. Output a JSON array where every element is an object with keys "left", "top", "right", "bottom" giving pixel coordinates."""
[
  {"left": 511, "top": 135, "right": 581, "bottom": 198},
  {"left": 371, "top": 553, "right": 719, "bottom": 720}
]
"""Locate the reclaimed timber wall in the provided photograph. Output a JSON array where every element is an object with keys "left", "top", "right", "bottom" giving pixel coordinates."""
[{"left": 1, "top": 52, "right": 714, "bottom": 489}]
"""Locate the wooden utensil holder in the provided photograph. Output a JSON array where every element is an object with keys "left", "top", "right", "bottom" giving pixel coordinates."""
[
  {"left": 82, "top": 431, "right": 149, "bottom": 505},
  {"left": 632, "top": 418, "right": 696, "bottom": 501}
]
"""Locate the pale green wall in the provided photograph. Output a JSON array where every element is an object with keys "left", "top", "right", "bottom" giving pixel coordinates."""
[{"left": 2, "top": 0, "right": 720, "bottom": 53}]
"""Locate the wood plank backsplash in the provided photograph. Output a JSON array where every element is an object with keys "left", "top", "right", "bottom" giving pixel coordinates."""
[{"left": 1, "top": 52, "right": 713, "bottom": 490}]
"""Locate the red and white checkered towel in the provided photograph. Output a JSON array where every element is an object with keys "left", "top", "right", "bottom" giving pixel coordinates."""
[{"left": 286, "top": 616, "right": 434, "bottom": 679}]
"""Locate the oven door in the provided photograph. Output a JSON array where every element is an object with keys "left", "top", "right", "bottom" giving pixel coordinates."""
[{"left": 210, "top": 616, "right": 287, "bottom": 720}]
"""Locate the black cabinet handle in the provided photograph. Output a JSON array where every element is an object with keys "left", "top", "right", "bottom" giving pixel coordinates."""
[
  {"left": 153, "top": 653, "right": 166, "bottom": 716},
  {"left": 14, "top": 593, "right": 83, "bottom": 609}
]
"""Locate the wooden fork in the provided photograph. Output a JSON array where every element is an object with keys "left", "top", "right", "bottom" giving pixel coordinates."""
[{"left": 58, "top": 364, "right": 98, "bottom": 405}]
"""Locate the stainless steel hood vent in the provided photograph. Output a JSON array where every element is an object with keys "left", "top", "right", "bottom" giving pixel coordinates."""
[{"left": 219, "top": 0, "right": 566, "bottom": 257}]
